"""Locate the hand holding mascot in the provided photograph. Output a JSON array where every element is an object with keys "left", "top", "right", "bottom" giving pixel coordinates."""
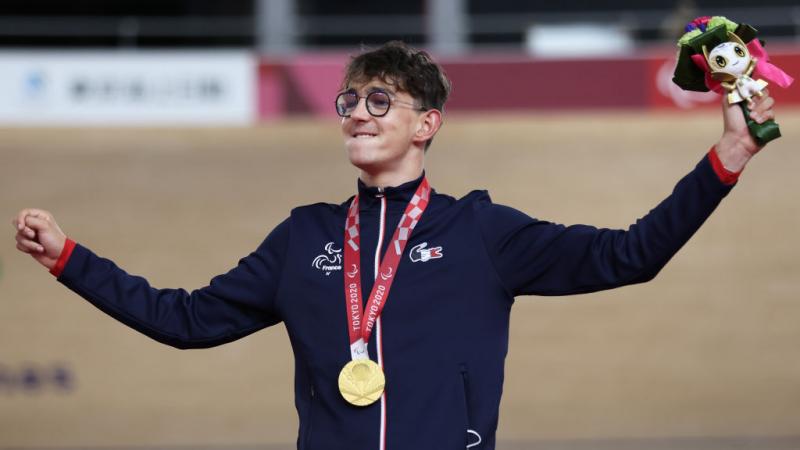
[{"left": 673, "top": 16, "right": 794, "bottom": 145}]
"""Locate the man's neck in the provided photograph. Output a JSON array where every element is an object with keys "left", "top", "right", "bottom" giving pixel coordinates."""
[{"left": 358, "top": 151, "right": 425, "bottom": 188}]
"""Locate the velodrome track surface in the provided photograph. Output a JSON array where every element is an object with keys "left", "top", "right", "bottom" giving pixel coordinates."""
[{"left": 1, "top": 109, "right": 799, "bottom": 449}]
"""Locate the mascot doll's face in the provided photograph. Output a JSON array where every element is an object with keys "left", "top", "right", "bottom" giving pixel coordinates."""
[{"left": 707, "top": 41, "right": 751, "bottom": 76}]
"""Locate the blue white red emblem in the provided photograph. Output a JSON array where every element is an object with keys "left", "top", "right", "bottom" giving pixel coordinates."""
[{"left": 409, "top": 242, "right": 443, "bottom": 262}]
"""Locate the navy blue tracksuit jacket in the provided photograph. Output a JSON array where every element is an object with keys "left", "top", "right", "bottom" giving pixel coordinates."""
[{"left": 55, "top": 155, "right": 734, "bottom": 449}]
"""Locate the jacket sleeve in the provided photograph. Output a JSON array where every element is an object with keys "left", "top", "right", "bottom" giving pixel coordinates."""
[
  {"left": 476, "top": 155, "right": 735, "bottom": 297},
  {"left": 55, "top": 218, "right": 290, "bottom": 349}
]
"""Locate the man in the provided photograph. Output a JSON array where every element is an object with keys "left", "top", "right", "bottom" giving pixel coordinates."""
[{"left": 13, "top": 41, "right": 776, "bottom": 450}]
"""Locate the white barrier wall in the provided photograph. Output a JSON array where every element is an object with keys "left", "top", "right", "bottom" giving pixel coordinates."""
[{"left": 0, "top": 51, "right": 255, "bottom": 126}]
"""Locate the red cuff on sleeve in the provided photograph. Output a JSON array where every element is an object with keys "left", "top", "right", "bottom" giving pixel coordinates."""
[
  {"left": 50, "top": 238, "right": 76, "bottom": 277},
  {"left": 708, "top": 146, "right": 741, "bottom": 185}
]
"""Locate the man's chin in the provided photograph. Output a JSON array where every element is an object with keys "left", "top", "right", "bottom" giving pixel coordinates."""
[
  {"left": 346, "top": 144, "right": 381, "bottom": 165},
  {"left": 347, "top": 153, "right": 386, "bottom": 174},
  {"left": 348, "top": 156, "right": 378, "bottom": 172}
]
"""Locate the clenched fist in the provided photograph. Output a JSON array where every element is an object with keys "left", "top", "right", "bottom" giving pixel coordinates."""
[
  {"left": 715, "top": 89, "right": 776, "bottom": 173},
  {"left": 12, "top": 209, "right": 67, "bottom": 270}
]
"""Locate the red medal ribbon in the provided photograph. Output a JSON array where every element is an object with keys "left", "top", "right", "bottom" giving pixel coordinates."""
[{"left": 343, "top": 177, "right": 431, "bottom": 360}]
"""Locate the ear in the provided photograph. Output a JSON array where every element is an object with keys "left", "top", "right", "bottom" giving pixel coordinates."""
[{"left": 412, "top": 109, "right": 443, "bottom": 147}]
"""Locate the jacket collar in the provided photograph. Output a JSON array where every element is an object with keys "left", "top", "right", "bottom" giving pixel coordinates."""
[{"left": 357, "top": 171, "right": 428, "bottom": 211}]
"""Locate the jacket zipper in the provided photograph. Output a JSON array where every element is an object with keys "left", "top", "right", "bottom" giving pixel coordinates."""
[{"left": 375, "top": 189, "right": 387, "bottom": 450}]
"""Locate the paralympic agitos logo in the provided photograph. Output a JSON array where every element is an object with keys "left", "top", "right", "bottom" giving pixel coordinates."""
[{"left": 312, "top": 242, "right": 342, "bottom": 276}]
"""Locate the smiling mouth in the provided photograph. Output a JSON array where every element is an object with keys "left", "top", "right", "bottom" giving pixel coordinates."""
[{"left": 352, "top": 132, "right": 378, "bottom": 139}]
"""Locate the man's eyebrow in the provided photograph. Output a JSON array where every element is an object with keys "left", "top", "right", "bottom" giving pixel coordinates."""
[
  {"left": 366, "top": 85, "right": 395, "bottom": 95},
  {"left": 341, "top": 84, "right": 395, "bottom": 95}
]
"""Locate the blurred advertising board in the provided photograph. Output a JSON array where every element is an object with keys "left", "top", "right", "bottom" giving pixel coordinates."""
[
  {"left": 0, "top": 51, "right": 255, "bottom": 126},
  {"left": 257, "top": 46, "right": 800, "bottom": 119}
]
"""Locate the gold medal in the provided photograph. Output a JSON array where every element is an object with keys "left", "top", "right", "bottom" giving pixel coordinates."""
[{"left": 338, "top": 359, "right": 385, "bottom": 407}]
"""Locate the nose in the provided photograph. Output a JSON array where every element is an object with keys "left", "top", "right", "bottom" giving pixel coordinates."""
[{"left": 349, "top": 96, "right": 371, "bottom": 121}]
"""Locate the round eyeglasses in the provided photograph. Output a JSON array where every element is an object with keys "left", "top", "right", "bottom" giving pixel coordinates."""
[{"left": 335, "top": 90, "right": 427, "bottom": 118}]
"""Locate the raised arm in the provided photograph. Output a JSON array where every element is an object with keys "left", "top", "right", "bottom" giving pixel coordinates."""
[
  {"left": 13, "top": 209, "right": 288, "bottom": 349},
  {"left": 476, "top": 92, "right": 776, "bottom": 297}
]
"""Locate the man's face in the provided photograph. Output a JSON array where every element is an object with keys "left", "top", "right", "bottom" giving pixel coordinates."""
[{"left": 340, "top": 78, "right": 425, "bottom": 174}]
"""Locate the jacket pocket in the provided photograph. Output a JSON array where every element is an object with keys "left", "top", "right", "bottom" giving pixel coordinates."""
[
  {"left": 459, "top": 364, "right": 483, "bottom": 448},
  {"left": 302, "top": 384, "right": 315, "bottom": 450},
  {"left": 458, "top": 364, "right": 470, "bottom": 426}
]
